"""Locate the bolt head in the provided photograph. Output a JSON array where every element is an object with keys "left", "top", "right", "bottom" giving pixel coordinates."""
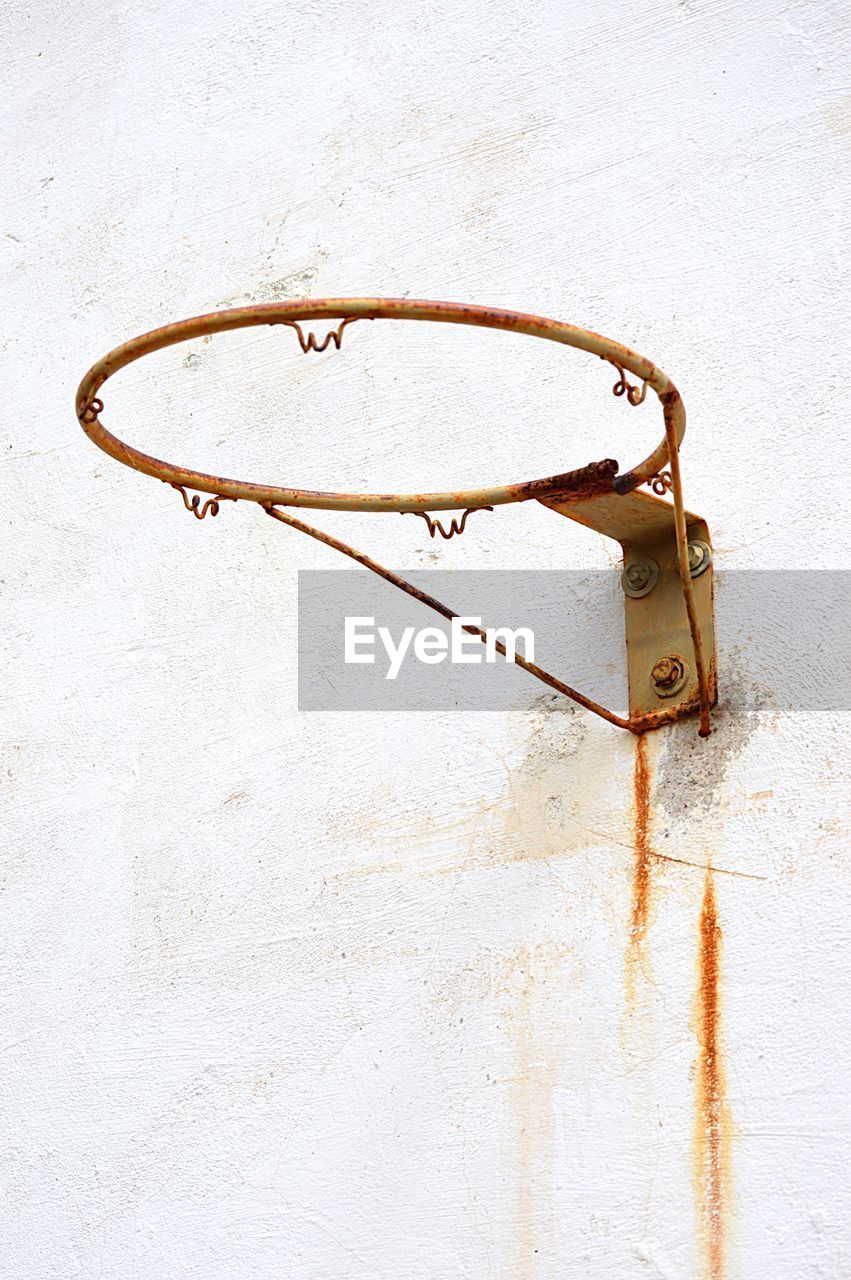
[
  {"left": 650, "top": 654, "right": 689, "bottom": 698},
  {"left": 621, "top": 558, "right": 660, "bottom": 598},
  {"left": 687, "top": 539, "right": 712, "bottom": 578},
  {"left": 651, "top": 657, "right": 681, "bottom": 687}
]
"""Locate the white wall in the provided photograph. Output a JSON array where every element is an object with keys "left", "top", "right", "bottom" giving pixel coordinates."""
[{"left": 3, "top": 2, "right": 850, "bottom": 1276}]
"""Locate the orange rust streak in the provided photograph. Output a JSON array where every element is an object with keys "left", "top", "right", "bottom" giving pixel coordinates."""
[
  {"left": 695, "top": 872, "right": 729, "bottom": 1280},
  {"left": 630, "top": 734, "right": 652, "bottom": 948},
  {"left": 624, "top": 734, "right": 653, "bottom": 1007}
]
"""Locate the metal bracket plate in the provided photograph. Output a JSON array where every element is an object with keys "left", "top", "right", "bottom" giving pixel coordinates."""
[{"left": 540, "top": 488, "right": 717, "bottom": 727}]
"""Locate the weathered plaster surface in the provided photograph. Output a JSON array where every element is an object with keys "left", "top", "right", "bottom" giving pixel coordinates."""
[{"left": 2, "top": 1, "right": 850, "bottom": 1276}]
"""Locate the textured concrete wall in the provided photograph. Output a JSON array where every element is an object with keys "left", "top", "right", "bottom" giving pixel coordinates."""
[{"left": 3, "top": 2, "right": 850, "bottom": 1276}]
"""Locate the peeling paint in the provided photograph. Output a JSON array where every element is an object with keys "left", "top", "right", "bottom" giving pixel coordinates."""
[{"left": 655, "top": 674, "right": 766, "bottom": 821}]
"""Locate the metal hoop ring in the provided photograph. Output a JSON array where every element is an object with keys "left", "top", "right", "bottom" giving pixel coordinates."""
[{"left": 75, "top": 298, "right": 685, "bottom": 513}]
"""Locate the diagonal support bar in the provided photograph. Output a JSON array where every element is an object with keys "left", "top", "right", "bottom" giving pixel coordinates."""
[{"left": 262, "top": 497, "right": 715, "bottom": 736}]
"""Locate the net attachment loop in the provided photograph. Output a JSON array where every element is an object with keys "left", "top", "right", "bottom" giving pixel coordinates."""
[
  {"left": 170, "top": 483, "right": 235, "bottom": 521},
  {"left": 279, "top": 316, "right": 363, "bottom": 354},
  {"left": 405, "top": 507, "right": 493, "bottom": 540}
]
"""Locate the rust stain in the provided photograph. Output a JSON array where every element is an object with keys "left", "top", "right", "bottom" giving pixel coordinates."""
[
  {"left": 626, "top": 733, "right": 653, "bottom": 1003},
  {"left": 694, "top": 872, "right": 731, "bottom": 1280},
  {"left": 824, "top": 91, "right": 851, "bottom": 141},
  {"left": 429, "top": 940, "right": 565, "bottom": 1279},
  {"left": 506, "top": 944, "right": 560, "bottom": 1280}
]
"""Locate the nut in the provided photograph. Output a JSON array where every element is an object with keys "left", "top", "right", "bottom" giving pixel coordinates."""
[
  {"left": 628, "top": 563, "right": 651, "bottom": 588},
  {"left": 687, "top": 539, "right": 712, "bottom": 578},
  {"left": 621, "top": 558, "right": 660, "bottom": 598},
  {"left": 650, "top": 655, "right": 689, "bottom": 698},
  {"left": 651, "top": 657, "right": 682, "bottom": 687}
]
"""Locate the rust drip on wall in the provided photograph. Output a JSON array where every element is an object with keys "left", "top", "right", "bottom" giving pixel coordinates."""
[
  {"left": 626, "top": 733, "right": 653, "bottom": 1003},
  {"left": 506, "top": 944, "right": 560, "bottom": 1280},
  {"left": 694, "top": 871, "right": 731, "bottom": 1280},
  {"left": 513, "top": 952, "right": 540, "bottom": 1279}
]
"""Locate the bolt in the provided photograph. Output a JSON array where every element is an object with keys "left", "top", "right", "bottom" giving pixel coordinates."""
[
  {"left": 651, "top": 656, "right": 682, "bottom": 688},
  {"left": 627, "top": 562, "right": 651, "bottom": 589},
  {"left": 687, "top": 539, "right": 712, "bottom": 578},
  {"left": 621, "top": 557, "right": 659, "bottom": 598},
  {"left": 650, "top": 655, "right": 689, "bottom": 697}
]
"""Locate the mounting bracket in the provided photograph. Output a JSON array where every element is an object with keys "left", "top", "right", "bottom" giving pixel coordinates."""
[{"left": 541, "top": 487, "right": 717, "bottom": 728}]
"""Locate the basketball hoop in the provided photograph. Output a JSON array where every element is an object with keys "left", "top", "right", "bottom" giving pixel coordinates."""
[{"left": 76, "top": 298, "right": 716, "bottom": 736}]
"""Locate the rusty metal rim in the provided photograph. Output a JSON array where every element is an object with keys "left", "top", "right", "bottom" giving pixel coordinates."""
[{"left": 75, "top": 297, "right": 685, "bottom": 512}]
